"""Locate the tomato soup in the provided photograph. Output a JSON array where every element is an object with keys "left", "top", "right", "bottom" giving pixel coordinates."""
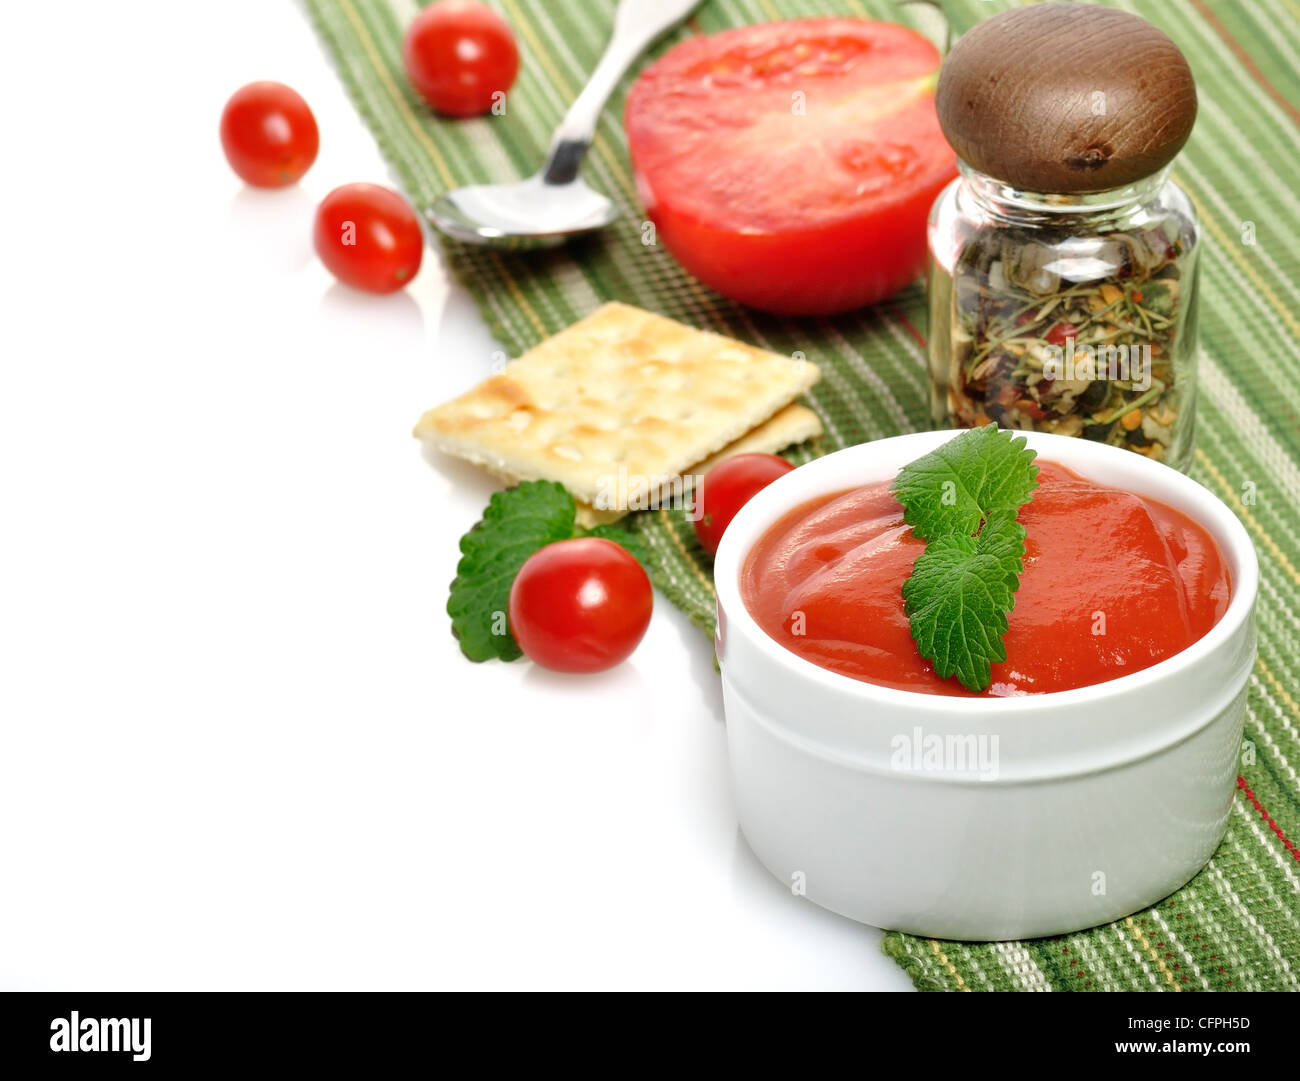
[{"left": 740, "top": 462, "right": 1231, "bottom": 696}]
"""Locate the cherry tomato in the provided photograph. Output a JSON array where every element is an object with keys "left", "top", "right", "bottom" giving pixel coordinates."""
[
  {"left": 626, "top": 20, "right": 955, "bottom": 314},
  {"left": 508, "top": 538, "right": 653, "bottom": 673},
  {"left": 219, "top": 81, "right": 319, "bottom": 188},
  {"left": 402, "top": 0, "right": 520, "bottom": 118},
  {"left": 313, "top": 183, "right": 424, "bottom": 294},
  {"left": 694, "top": 454, "right": 795, "bottom": 556}
]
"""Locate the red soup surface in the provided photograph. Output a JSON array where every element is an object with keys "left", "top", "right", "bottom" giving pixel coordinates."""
[{"left": 741, "top": 462, "right": 1231, "bottom": 696}]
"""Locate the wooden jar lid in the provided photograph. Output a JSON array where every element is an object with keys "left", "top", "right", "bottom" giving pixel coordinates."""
[{"left": 935, "top": 2, "right": 1197, "bottom": 193}]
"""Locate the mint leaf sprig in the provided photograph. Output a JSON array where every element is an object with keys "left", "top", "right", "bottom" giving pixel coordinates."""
[
  {"left": 892, "top": 427, "right": 1040, "bottom": 692},
  {"left": 447, "top": 481, "right": 649, "bottom": 662}
]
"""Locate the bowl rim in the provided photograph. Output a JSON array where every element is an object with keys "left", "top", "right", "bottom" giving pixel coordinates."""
[{"left": 712, "top": 429, "right": 1259, "bottom": 714}]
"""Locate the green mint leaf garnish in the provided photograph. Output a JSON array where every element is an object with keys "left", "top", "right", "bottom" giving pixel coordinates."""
[
  {"left": 448, "top": 481, "right": 576, "bottom": 662},
  {"left": 892, "top": 427, "right": 1039, "bottom": 692},
  {"left": 892, "top": 423, "right": 1039, "bottom": 541},
  {"left": 901, "top": 515, "right": 1026, "bottom": 692},
  {"left": 447, "top": 481, "right": 650, "bottom": 662}
]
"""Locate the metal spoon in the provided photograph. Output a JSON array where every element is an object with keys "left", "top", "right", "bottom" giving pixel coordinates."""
[{"left": 426, "top": 0, "right": 702, "bottom": 250}]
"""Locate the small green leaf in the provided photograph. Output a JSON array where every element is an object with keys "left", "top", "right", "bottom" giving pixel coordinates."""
[
  {"left": 892, "top": 425, "right": 1039, "bottom": 540},
  {"left": 892, "top": 427, "right": 1040, "bottom": 692},
  {"left": 902, "top": 515, "right": 1026, "bottom": 691},
  {"left": 447, "top": 481, "right": 576, "bottom": 662}
]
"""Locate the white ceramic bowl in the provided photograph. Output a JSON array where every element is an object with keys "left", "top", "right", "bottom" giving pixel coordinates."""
[{"left": 714, "top": 430, "right": 1258, "bottom": 941}]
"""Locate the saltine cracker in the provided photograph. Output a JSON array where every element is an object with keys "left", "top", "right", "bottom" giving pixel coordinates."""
[{"left": 414, "top": 302, "right": 821, "bottom": 516}]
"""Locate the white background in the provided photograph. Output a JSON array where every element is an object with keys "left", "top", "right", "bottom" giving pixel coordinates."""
[{"left": 0, "top": 0, "right": 911, "bottom": 989}]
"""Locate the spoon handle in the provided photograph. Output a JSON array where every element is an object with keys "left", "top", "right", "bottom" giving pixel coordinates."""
[{"left": 541, "top": 0, "right": 702, "bottom": 185}]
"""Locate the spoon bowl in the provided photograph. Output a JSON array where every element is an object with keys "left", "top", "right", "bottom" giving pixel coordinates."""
[{"left": 427, "top": 175, "right": 617, "bottom": 250}]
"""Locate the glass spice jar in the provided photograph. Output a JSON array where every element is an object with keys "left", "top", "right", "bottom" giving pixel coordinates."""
[{"left": 926, "top": 3, "right": 1201, "bottom": 469}]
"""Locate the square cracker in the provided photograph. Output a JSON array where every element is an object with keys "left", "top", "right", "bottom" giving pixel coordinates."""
[{"left": 413, "top": 302, "right": 820, "bottom": 507}]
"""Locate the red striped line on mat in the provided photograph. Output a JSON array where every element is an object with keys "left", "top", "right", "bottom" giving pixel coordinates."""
[
  {"left": 894, "top": 310, "right": 927, "bottom": 351},
  {"left": 1237, "top": 776, "right": 1300, "bottom": 863}
]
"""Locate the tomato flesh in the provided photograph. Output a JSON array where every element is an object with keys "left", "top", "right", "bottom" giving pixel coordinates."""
[
  {"left": 508, "top": 538, "right": 653, "bottom": 673},
  {"left": 402, "top": 0, "right": 520, "bottom": 118},
  {"left": 219, "top": 81, "right": 319, "bottom": 188},
  {"left": 742, "top": 462, "right": 1232, "bottom": 696},
  {"left": 694, "top": 454, "right": 796, "bottom": 557},
  {"left": 626, "top": 20, "right": 955, "bottom": 314},
  {"left": 313, "top": 183, "right": 424, "bottom": 294}
]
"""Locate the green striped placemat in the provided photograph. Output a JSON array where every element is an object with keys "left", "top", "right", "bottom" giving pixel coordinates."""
[{"left": 305, "top": 0, "right": 1300, "bottom": 990}]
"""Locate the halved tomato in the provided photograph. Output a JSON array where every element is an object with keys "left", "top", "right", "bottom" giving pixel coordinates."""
[{"left": 625, "top": 20, "right": 955, "bottom": 315}]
